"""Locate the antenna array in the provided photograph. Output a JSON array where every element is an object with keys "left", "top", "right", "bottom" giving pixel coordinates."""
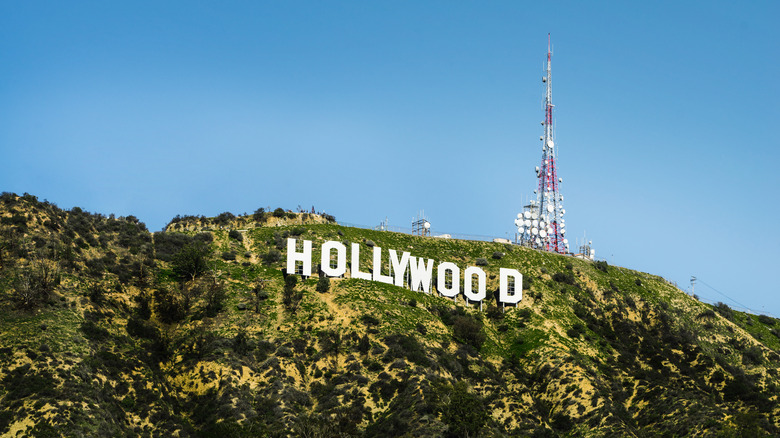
[{"left": 515, "top": 34, "right": 569, "bottom": 254}]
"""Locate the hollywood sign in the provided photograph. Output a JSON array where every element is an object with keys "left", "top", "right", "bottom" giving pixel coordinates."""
[{"left": 286, "top": 238, "right": 523, "bottom": 307}]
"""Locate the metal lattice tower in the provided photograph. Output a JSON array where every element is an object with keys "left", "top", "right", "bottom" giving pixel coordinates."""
[{"left": 515, "top": 34, "right": 569, "bottom": 254}]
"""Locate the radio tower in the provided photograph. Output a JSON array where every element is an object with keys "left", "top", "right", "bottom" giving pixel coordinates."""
[{"left": 515, "top": 34, "right": 569, "bottom": 254}]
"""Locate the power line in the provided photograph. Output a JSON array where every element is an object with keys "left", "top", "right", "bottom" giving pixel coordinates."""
[{"left": 698, "top": 279, "right": 750, "bottom": 311}]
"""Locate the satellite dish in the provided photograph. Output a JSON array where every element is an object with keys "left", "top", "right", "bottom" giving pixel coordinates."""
[
  {"left": 523, "top": 211, "right": 531, "bottom": 219},
  {"left": 542, "top": 77, "right": 547, "bottom": 82},
  {"left": 517, "top": 213, "right": 522, "bottom": 219},
  {"left": 547, "top": 140, "right": 554, "bottom": 149},
  {"left": 532, "top": 220, "right": 538, "bottom": 227},
  {"left": 514, "top": 219, "right": 521, "bottom": 226},
  {"left": 535, "top": 166, "right": 540, "bottom": 173},
  {"left": 531, "top": 212, "right": 538, "bottom": 219},
  {"left": 524, "top": 219, "right": 531, "bottom": 227},
  {"left": 540, "top": 136, "right": 544, "bottom": 141},
  {"left": 541, "top": 121, "right": 544, "bottom": 125},
  {"left": 540, "top": 230, "right": 547, "bottom": 238},
  {"left": 563, "top": 239, "right": 568, "bottom": 244},
  {"left": 531, "top": 227, "right": 539, "bottom": 235},
  {"left": 518, "top": 227, "right": 524, "bottom": 234},
  {"left": 558, "top": 178, "right": 562, "bottom": 183},
  {"left": 424, "top": 221, "right": 430, "bottom": 229},
  {"left": 546, "top": 204, "right": 554, "bottom": 213},
  {"left": 561, "top": 228, "right": 566, "bottom": 234},
  {"left": 561, "top": 209, "right": 565, "bottom": 215}
]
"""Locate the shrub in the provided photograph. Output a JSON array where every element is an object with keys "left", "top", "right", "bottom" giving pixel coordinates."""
[
  {"left": 553, "top": 271, "right": 576, "bottom": 285},
  {"left": 567, "top": 323, "right": 586, "bottom": 339},
  {"left": 361, "top": 314, "right": 380, "bottom": 326},
  {"left": 594, "top": 260, "right": 609, "bottom": 272},
  {"left": 316, "top": 275, "right": 330, "bottom": 293},
  {"left": 213, "top": 212, "right": 235, "bottom": 226},
  {"left": 228, "top": 230, "right": 243, "bottom": 242},
  {"left": 263, "top": 249, "right": 282, "bottom": 265},
  {"left": 221, "top": 251, "right": 237, "bottom": 261},
  {"left": 273, "top": 208, "right": 286, "bottom": 218},
  {"left": 453, "top": 315, "right": 486, "bottom": 350},
  {"left": 475, "top": 258, "right": 488, "bottom": 266},
  {"left": 492, "top": 251, "right": 503, "bottom": 260},
  {"left": 758, "top": 314, "right": 776, "bottom": 326},
  {"left": 154, "top": 287, "right": 185, "bottom": 323},
  {"left": 715, "top": 302, "right": 734, "bottom": 321}
]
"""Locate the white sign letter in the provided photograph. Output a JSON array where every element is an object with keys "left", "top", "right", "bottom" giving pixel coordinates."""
[
  {"left": 389, "top": 249, "right": 411, "bottom": 287},
  {"left": 372, "top": 246, "right": 394, "bottom": 285},
  {"left": 350, "top": 243, "right": 372, "bottom": 280},
  {"left": 320, "top": 240, "right": 346, "bottom": 277},
  {"left": 463, "top": 266, "right": 486, "bottom": 302},
  {"left": 409, "top": 256, "right": 434, "bottom": 293},
  {"left": 437, "top": 262, "right": 460, "bottom": 298},
  {"left": 286, "top": 238, "right": 312, "bottom": 276},
  {"left": 499, "top": 267, "right": 523, "bottom": 305}
]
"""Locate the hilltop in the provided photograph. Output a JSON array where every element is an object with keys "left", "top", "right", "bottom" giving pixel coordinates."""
[{"left": 0, "top": 192, "right": 778, "bottom": 437}]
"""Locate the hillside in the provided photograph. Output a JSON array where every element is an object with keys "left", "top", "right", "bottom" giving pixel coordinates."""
[{"left": 1, "top": 192, "right": 779, "bottom": 437}]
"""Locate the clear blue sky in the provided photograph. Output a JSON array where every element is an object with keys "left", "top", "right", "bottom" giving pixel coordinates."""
[{"left": 2, "top": 2, "right": 778, "bottom": 315}]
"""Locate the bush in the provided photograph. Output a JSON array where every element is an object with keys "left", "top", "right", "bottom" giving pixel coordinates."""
[
  {"left": 213, "top": 212, "right": 235, "bottom": 226},
  {"left": 553, "top": 271, "right": 576, "bottom": 285},
  {"left": 715, "top": 302, "right": 734, "bottom": 321},
  {"left": 263, "top": 249, "right": 282, "bottom": 265},
  {"left": 253, "top": 208, "right": 267, "bottom": 222},
  {"left": 567, "top": 323, "right": 586, "bottom": 339},
  {"left": 453, "top": 315, "right": 486, "bottom": 350},
  {"left": 316, "top": 275, "right": 330, "bottom": 293},
  {"left": 475, "top": 258, "right": 488, "bottom": 266},
  {"left": 758, "top": 314, "right": 776, "bottom": 326},
  {"left": 221, "top": 251, "right": 237, "bottom": 261},
  {"left": 594, "top": 260, "right": 609, "bottom": 272},
  {"left": 228, "top": 230, "right": 243, "bottom": 242},
  {"left": 492, "top": 251, "right": 504, "bottom": 260},
  {"left": 273, "top": 208, "right": 286, "bottom": 218}
]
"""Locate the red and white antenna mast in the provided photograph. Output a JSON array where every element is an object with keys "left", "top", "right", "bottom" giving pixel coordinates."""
[{"left": 514, "top": 34, "right": 569, "bottom": 254}]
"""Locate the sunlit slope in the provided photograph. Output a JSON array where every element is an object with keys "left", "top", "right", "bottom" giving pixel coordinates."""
[{"left": 1, "top": 193, "right": 778, "bottom": 437}]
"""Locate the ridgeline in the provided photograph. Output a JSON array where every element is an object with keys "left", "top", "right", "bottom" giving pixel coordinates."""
[{"left": 0, "top": 192, "right": 778, "bottom": 437}]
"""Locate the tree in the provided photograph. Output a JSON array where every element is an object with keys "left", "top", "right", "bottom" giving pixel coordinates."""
[
  {"left": 12, "top": 256, "right": 60, "bottom": 310},
  {"left": 283, "top": 275, "right": 300, "bottom": 313},
  {"left": 252, "top": 208, "right": 267, "bottom": 223},
  {"left": 442, "top": 382, "right": 488, "bottom": 438},
  {"left": 171, "top": 242, "right": 210, "bottom": 281}
]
